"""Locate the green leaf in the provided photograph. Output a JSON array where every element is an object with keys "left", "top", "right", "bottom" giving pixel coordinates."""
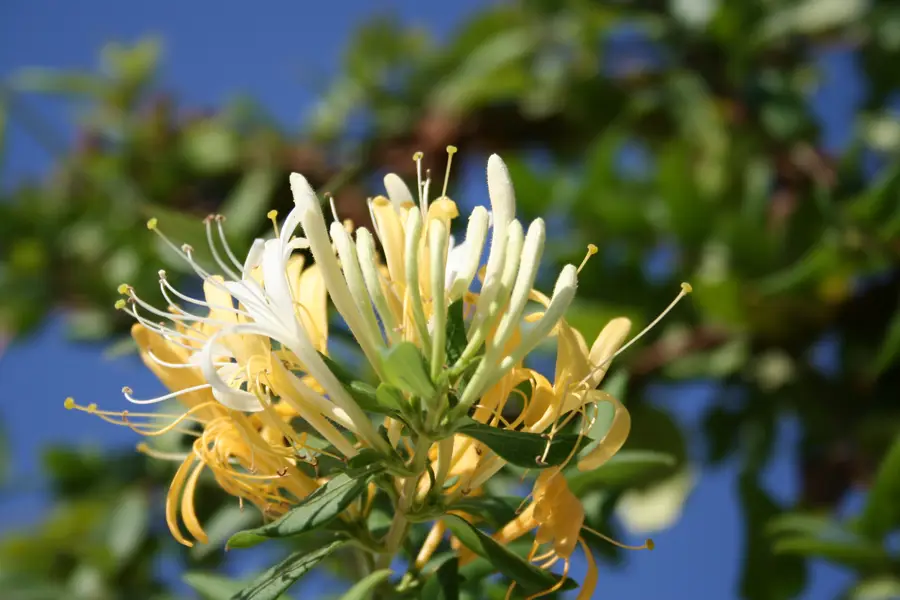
[
  {"left": 444, "top": 300, "right": 468, "bottom": 366},
  {"left": 766, "top": 513, "right": 837, "bottom": 538},
  {"left": 375, "top": 384, "right": 405, "bottom": 412},
  {"left": 9, "top": 68, "right": 106, "bottom": 96},
  {"left": 568, "top": 451, "right": 677, "bottom": 494},
  {"left": 443, "top": 515, "right": 576, "bottom": 594},
  {"left": 421, "top": 556, "right": 459, "bottom": 600},
  {"left": 227, "top": 472, "right": 371, "bottom": 549},
  {"left": 448, "top": 496, "right": 519, "bottom": 528},
  {"left": 231, "top": 540, "right": 344, "bottom": 600},
  {"left": 191, "top": 505, "right": 260, "bottom": 559},
  {"left": 738, "top": 474, "right": 806, "bottom": 600},
  {"left": 872, "top": 307, "right": 900, "bottom": 376},
  {"left": 772, "top": 536, "right": 891, "bottom": 569},
  {"left": 106, "top": 488, "right": 148, "bottom": 562},
  {"left": 850, "top": 577, "right": 900, "bottom": 600},
  {"left": 338, "top": 569, "right": 392, "bottom": 600},
  {"left": 220, "top": 168, "right": 277, "bottom": 239},
  {"left": 380, "top": 341, "right": 436, "bottom": 398},
  {"left": 184, "top": 573, "right": 287, "bottom": 600},
  {"left": 857, "top": 434, "right": 900, "bottom": 540},
  {"left": 456, "top": 419, "right": 586, "bottom": 468}
]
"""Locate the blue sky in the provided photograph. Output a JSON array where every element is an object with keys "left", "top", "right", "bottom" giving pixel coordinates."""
[{"left": 0, "top": 1, "right": 863, "bottom": 598}]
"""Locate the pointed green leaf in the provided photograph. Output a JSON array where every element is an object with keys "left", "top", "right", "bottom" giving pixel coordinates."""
[
  {"left": 381, "top": 341, "right": 435, "bottom": 398},
  {"left": 857, "top": 434, "right": 900, "bottom": 540},
  {"left": 338, "top": 569, "right": 392, "bottom": 600},
  {"left": 456, "top": 419, "right": 586, "bottom": 468},
  {"left": 227, "top": 472, "right": 371, "bottom": 549},
  {"left": 184, "top": 573, "right": 288, "bottom": 600},
  {"left": 568, "top": 451, "right": 677, "bottom": 494},
  {"left": 772, "top": 536, "right": 891, "bottom": 569},
  {"left": 443, "top": 515, "right": 577, "bottom": 594},
  {"left": 231, "top": 540, "right": 344, "bottom": 600},
  {"left": 421, "top": 556, "right": 459, "bottom": 600},
  {"left": 448, "top": 496, "right": 519, "bottom": 528},
  {"left": 375, "top": 384, "right": 405, "bottom": 412},
  {"left": 106, "top": 488, "right": 148, "bottom": 562}
]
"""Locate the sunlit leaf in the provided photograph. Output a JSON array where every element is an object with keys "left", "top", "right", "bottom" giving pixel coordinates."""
[{"left": 443, "top": 515, "right": 577, "bottom": 594}]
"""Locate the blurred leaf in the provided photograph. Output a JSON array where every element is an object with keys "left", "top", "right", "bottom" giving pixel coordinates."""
[
  {"left": 9, "top": 69, "right": 106, "bottom": 96},
  {"left": 181, "top": 119, "right": 239, "bottom": 173},
  {"left": 191, "top": 505, "right": 259, "bottom": 560},
  {"left": 766, "top": 513, "right": 837, "bottom": 538},
  {"left": 850, "top": 577, "right": 900, "bottom": 600},
  {"left": 568, "top": 450, "right": 678, "bottom": 493},
  {"left": 872, "top": 305, "right": 900, "bottom": 376},
  {"left": 739, "top": 475, "right": 806, "bottom": 600},
  {"left": 772, "top": 536, "right": 891, "bottom": 569},
  {"left": 233, "top": 540, "right": 345, "bottom": 600},
  {"left": 106, "top": 487, "right": 148, "bottom": 562},
  {"left": 856, "top": 434, "right": 900, "bottom": 540},
  {"left": 220, "top": 168, "right": 277, "bottom": 240},
  {"left": 338, "top": 569, "right": 392, "bottom": 600},
  {"left": 185, "top": 573, "right": 245, "bottom": 600},
  {"left": 759, "top": 0, "right": 866, "bottom": 40},
  {"left": 616, "top": 467, "right": 696, "bottom": 534}
]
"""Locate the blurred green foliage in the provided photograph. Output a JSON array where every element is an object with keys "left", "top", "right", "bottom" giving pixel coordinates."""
[{"left": 2, "top": 0, "right": 900, "bottom": 598}]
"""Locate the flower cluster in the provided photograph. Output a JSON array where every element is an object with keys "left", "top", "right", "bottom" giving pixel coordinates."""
[{"left": 67, "top": 150, "right": 690, "bottom": 598}]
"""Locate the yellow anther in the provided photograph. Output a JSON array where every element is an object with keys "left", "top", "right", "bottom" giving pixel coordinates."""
[
  {"left": 578, "top": 244, "right": 599, "bottom": 273},
  {"left": 413, "top": 151, "right": 424, "bottom": 161},
  {"left": 87, "top": 403, "right": 98, "bottom": 413},
  {"left": 64, "top": 397, "right": 76, "bottom": 410},
  {"left": 268, "top": 210, "right": 280, "bottom": 236},
  {"left": 114, "top": 299, "right": 127, "bottom": 310},
  {"left": 446, "top": 145, "right": 458, "bottom": 154},
  {"left": 117, "top": 283, "right": 129, "bottom": 295},
  {"left": 147, "top": 218, "right": 158, "bottom": 230},
  {"left": 136, "top": 442, "right": 149, "bottom": 453},
  {"left": 681, "top": 282, "right": 693, "bottom": 294}
]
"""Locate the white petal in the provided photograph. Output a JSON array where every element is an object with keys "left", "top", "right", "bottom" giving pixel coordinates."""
[{"left": 384, "top": 173, "right": 414, "bottom": 211}]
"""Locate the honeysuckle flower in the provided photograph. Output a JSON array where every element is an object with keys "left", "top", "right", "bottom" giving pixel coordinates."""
[
  {"left": 67, "top": 147, "right": 692, "bottom": 598},
  {"left": 65, "top": 252, "right": 357, "bottom": 545}
]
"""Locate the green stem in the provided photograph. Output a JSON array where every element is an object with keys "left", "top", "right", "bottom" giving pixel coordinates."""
[{"left": 375, "top": 434, "right": 432, "bottom": 569}]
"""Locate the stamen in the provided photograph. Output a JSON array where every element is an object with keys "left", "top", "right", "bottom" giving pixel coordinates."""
[
  {"left": 326, "top": 193, "right": 339, "bottom": 223},
  {"left": 578, "top": 282, "right": 693, "bottom": 387},
  {"left": 442, "top": 145, "right": 457, "bottom": 198},
  {"left": 216, "top": 215, "right": 244, "bottom": 270},
  {"left": 422, "top": 169, "right": 432, "bottom": 213},
  {"left": 205, "top": 215, "right": 242, "bottom": 281},
  {"left": 268, "top": 210, "right": 280, "bottom": 237},
  {"left": 413, "top": 151, "right": 424, "bottom": 213},
  {"left": 122, "top": 383, "right": 213, "bottom": 405},
  {"left": 577, "top": 244, "right": 598, "bottom": 274},
  {"left": 582, "top": 524, "right": 654, "bottom": 551}
]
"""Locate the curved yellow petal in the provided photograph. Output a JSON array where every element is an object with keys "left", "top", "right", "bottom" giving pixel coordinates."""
[
  {"left": 577, "top": 391, "right": 631, "bottom": 471},
  {"left": 166, "top": 454, "right": 197, "bottom": 547}
]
